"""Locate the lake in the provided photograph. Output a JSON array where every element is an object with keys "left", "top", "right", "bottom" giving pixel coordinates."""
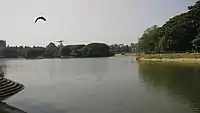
[{"left": 0, "top": 57, "right": 199, "bottom": 113}]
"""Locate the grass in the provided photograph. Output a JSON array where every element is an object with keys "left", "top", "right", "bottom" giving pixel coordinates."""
[
  {"left": 134, "top": 53, "right": 200, "bottom": 64},
  {"left": 135, "top": 53, "right": 200, "bottom": 60}
]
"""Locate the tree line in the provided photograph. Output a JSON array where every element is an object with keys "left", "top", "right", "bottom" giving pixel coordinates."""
[
  {"left": 137, "top": 1, "right": 200, "bottom": 53},
  {"left": 0, "top": 43, "right": 112, "bottom": 58},
  {"left": 0, "top": 42, "right": 137, "bottom": 59},
  {"left": 109, "top": 43, "right": 136, "bottom": 53}
]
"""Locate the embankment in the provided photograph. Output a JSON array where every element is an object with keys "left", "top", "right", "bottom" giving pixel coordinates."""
[{"left": 135, "top": 53, "right": 200, "bottom": 63}]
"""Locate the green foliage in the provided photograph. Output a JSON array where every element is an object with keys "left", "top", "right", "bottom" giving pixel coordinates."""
[
  {"left": 2, "top": 47, "right": 18, "bottom": 58},
  {"left": 137, "top": 25, "right": 161, "bottom": 52},
  {"left": 82, "top": 43, "right": 111, "bottom": 57},
  {"left": 26, "top": 47, "right": 45, "bottom": 58},
  {"left": 137, "top": 1, "right": 200, "bottom": 52},
  {"left": 67, "top": 45, "right": 86, "bottom": 57},
  {"left": 44, "top": 43, "right": 58, "bottom": 58},
  {"left": 60, "top": 46, "right": 72, "bottom": 56},
  {"left": 192, "top": 37, "right": 200, "bottom": 51},
  {"left": 67, "top": 45, "right": 85, "bottom": 50},
  {"left": 109, "top": 44, "right": 131, "bottom": 53},
  {"left": 0, "top": 41, "right": 114, "bottom": 59},
  {"left": 188, "top": 1, "right": 200, "bottom": 11},
  {"left": 0, "top": 39, "right": 116, "bottom": 59}
]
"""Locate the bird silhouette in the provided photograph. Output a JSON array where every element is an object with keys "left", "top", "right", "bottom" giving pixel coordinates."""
[{"left": 35, "top": 16, "right": 47, "bottom": 23}]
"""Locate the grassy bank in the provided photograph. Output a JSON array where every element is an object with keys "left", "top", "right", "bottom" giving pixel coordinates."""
[{"left": 135, "top": 53, "right": 200, "bottom": 63}]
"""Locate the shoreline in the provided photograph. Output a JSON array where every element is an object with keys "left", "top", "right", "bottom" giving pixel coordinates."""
[
  {"left": 137, "top": 58, "right": 200, "bottom": 63},
  {"left": 135, "top": 53, "right": 200, "bottom": 63}
]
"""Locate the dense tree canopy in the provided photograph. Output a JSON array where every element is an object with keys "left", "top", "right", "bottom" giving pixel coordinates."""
[
  {"left": 109, "top": 44, "right": 131, "bottom": 53},
  {"left": 26, "top": 47, "right": 45, "bottom": 58},
  {"left": 137, "top": 25, "right": 161, "bottom": 52},
  {"left": 0, "top": 42, "right": 115, "bottom": 58},
  {"left": 60, "top": 46, "right": 72, "bottom": 56},
  {"left": 66, "top": 45, "right": 86, "bottom": 57},
  {"left": 82, "top": 43, "right": 111, "bottom": 57},
  {"left": 137, "top": 0, "right": 200, "bottom": 53},
  {"left": 44, "top": 43, "right": 58, "bottom": 58},
  {"left": 2, "top": 47, "right": 18, "bottom": 58}
]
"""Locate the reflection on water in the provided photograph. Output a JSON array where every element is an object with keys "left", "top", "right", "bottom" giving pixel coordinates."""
[
  {"left": 2, "top": 58, "right": 140, "bottom": 113},
  {"left": 138, "top": 62, "right": 200, "bottom": 112},
  {"left": 0, "top": 57, "right": 200, "bottom": 113}
]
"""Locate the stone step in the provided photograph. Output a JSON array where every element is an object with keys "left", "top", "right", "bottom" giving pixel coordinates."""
[
  {"left": 0, "top": 79, "right": 8, "bottom": 84},
  {"left": 0, "top": 80, "right": 12, "bottom": 86},
  {"left": 0, "top": 77, "right": 4, "bottom": 81},
  {"left": 0, "top": 82, "right": 15, "bottom": 89},
  {"left": 0, "top": 83, "right": 19, "bottom": 93},
  {"left": 0, "top": 77, "right": 24, "bottom": 101},
  {"left": 0, "top": 84, "right": 24, "bottom": 97},
  {"left": 0, "top": 84, "right": 22, "bottom": 95}
]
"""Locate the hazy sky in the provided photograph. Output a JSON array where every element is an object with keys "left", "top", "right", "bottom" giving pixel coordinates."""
[{"left": 0, "top": 0, "right": 196, "bottom": 46}]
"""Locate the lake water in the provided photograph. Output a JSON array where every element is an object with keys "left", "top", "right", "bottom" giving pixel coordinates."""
[{"left": 0, "top": 57, "right": 200, "bottom": 113}]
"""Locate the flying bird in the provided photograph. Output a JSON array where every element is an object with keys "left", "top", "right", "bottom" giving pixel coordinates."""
[{"left": 35, "top": 16, "right": 47, "bottom": 23}]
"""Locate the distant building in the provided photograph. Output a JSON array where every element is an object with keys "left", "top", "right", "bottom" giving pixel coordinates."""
[{"left": 0, "top": 40, "right": 6, "bottom": 57}]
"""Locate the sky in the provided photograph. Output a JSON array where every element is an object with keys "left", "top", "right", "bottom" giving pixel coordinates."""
[{"left": 0, "top": 0, "right": 197, "bottom": 46}]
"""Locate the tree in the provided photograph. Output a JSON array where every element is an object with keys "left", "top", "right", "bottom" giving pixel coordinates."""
[
  {"left": 44, "top": 42, "right": 58, "bottom": 58},
  {"left": 26, "top": 47, "right": 45, "bottom": 58},
  {"left": 188, "top": 1, "right": 200, "bottom": 11},
  {"left": 137, "top": 1, "right": 200, "bottom": 53},
  {"left": 109, "top": 44, "right": 131, "bottom": 53},
  {"left": 2, "top": 47, "right": 18, "bottom": 58},
  {"left": 60, "top": 46, "right": 72, "bottom": 56},
  {"left": 130, "top": 43, "right": 136, "bottom": 52},
  {"left": 137, "top": 25, "right": 161, "bottom": 52},
  {"left": 82, "top": 43, "right": 112, "bottom": 57}
]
